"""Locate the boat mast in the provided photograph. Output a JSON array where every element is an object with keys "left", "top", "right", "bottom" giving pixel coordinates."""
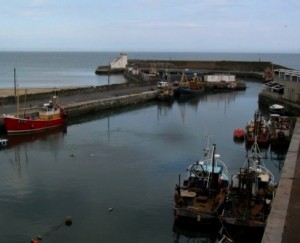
[
  {"left": 14, "top": 67, "right": 17, "bottom": 97},
  {"left": 211, "top": 144, "right": 217, "bottom": 190},
  {"left": 23, "top": 89, "right": 27, "bottom": 117},
  {"left": 207, "top": 144, "right": 216, "bottom": 189},
  {"left": 14, "top": 68, "right": 20, "bottom": 117},
  {"left": 212, "top": 144, "right": 215, "bottom": 175},
  {"left": 16, "top": 93, "right": 19, "bottom": 117}
]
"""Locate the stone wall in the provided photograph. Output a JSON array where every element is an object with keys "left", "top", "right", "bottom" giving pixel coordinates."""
[
  {"left": 64, "top": 91, "right": 157, "bottom": 117},
  {"left": 128, "top": 60, "right": 288, "bottom": 72}
]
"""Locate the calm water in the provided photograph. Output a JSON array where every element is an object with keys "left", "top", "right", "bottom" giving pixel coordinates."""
[
  {"left": 0, "top": 51, "right": 300, "bottom": 88},
  {"left": 0, "top": 79, "right": 286, "bottom": 242},
  {"left": 0, "top": 52, "right": 289, "bottom": 242}
]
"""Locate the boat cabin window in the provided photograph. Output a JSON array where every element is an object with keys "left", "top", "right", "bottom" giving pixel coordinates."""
[{"left": 291, "top": 75, "right": 299, "bottom": 82}]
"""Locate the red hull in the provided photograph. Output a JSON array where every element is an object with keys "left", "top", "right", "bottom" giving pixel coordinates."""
[
  {"left": 7, "top": 126, "right": 66, "bottom": 148},
  {"left": 245, "top": 135, "right": 270, "bottom": 147},
  {"left": 3, "top": 115, "right": 67, "bottom": 134}
]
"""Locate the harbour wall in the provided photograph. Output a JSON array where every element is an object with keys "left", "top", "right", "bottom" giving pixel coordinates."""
[
  {"left": 0, "top": 82, "right": 155, "bottom": 106},
  {"left": 97, "top": 60, "right": 289, "bottom": 79},
  {"left": 128, "top": 60, "right": 287, "bottom": 72},
  {"left": 3, "top": 59, "right": 283, "bottom": 107},
  {"left": 259, "top": 91, "right": 300, "bottom": 116},
  {"left": 0, "top": 90, "right": 158, "bottom": 131},
  {"left": 262, "top": 118, "right": 300, "bottom": 243},
  {"left": 63, "top": 91, "right": 157, "bottom": 117},
  {"left": 0, "top": 85, "right": 157, "bottom": 132}
]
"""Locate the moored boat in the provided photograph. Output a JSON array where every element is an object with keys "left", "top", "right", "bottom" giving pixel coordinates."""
[
  {"left": 268, "top": 114, "right": 294, "bottom": 149},
  {"left": 245, "top": 110, "right": 270, "bottom": 147},
  {"left": 3, "top": 95, "right": 67, "bottom": 134},
  {"left": 219, "top": 138, "right": 276, "bottom": 241},
  {"left": 269, "top": 104, "right": 288, "bottom": 115},
  {"left": 157, "top": 81, "right": 174, "bottom": 101},
  {"left": 173, "top": 139, "right": 229, "bottom": 225},
  {"left": 173, "top": 72, "right": 205, "bottom": 97}
]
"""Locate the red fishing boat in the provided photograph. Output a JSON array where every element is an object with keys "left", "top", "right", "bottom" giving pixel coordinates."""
[
  {"left": 3, "top": 95, "right": 67, "bottom": 134},
  {"left": 245, "top": 110, "right": 270, "bottom": 147}
]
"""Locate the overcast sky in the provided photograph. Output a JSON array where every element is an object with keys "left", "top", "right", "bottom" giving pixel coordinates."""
[{"left": 1, "top": 0, "right": 299, "bottom": 53}]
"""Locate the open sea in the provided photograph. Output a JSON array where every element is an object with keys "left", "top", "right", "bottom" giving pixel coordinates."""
[{"left": 0, "top": 52, "right": 296, "bottom": 243}]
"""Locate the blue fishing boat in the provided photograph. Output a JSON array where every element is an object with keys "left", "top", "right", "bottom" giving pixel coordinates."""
[{"left": 173, "top": 72, "right": 205, "bottom": 97}]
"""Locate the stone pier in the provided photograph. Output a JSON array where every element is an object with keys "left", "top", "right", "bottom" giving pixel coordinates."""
[{"left": 262, "top": 118, "right": 300, "bottom": 243}]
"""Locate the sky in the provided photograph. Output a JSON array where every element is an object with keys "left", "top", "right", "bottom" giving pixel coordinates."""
[{"left": 1, "top": 0, "right": 299, "bottom": 53}]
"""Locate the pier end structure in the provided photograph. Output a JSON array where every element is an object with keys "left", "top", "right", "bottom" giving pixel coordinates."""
[{"left": 95, "top": 53, "right": 128, "bottom": 74}]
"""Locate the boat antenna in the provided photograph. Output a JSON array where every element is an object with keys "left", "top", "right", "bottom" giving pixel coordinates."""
[{"left": 246, "top": 135, "right": 263, "bottom": 168}]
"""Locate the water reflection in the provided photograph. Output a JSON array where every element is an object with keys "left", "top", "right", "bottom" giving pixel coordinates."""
[
  {"left": 67, "top": 101, "right": 158, "bottom": 125},
  {"left": 2, "top": 126, "right": 67, "bottom": 181},
  {"left": 6, "top": 126, "right": 67, "bottom": 148},
  {"left": 157, "top": 100, "right": 174, "bottom": 120},
  {"left": 173, "top": 223, "right": 220, "bottom": 243},
  {"left": 270, "top": 146, "right": 287, "bottom": 173}
]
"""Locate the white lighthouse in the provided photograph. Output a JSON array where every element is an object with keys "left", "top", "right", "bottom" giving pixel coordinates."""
[{"left": 110, "top": 53, "right": 128, "bottom": 69}]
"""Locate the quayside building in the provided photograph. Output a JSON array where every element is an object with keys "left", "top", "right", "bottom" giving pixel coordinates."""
[{"left": 259, "top": 69, "right": 300, "bottom": 115}]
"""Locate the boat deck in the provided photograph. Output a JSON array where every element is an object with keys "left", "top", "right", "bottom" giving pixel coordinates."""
[{"left": 188, "top": 196, "right": 214, "bottom": 213}]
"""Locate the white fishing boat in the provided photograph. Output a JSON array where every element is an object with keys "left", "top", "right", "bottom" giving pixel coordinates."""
[{"left": 269, "top": 104, "right": 287, "bottom": 115}]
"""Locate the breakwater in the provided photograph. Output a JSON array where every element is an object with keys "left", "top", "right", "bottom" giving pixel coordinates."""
[
  {"left": 0, "top": 86, "right": 157, "bottom": 131},
  {"left": 64, "top": 91, "right": 157, "bottom": 117},
  {"left": 96, "top": 60, "right": 288, "bottom": 78},
  {"left": 0, "top": 83, "right": 154, "bottom": 106},
  {"left": 128, "top": 59, "right": 287, "bottom": 72}
]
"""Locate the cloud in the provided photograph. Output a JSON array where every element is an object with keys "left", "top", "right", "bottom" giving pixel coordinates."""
[{"left": 0, "top": 0, "right": 299, "bottom": 52}]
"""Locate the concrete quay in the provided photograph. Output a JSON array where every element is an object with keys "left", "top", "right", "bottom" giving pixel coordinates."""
[
  {"left": 262, "top": 118, "right": 300, "bottom": 243},
  {"left": 63, "top": 90, "right": 157, "bottom": 117},
  {"left": 0, "top": 84, "right": 158, "bottom": 130}
]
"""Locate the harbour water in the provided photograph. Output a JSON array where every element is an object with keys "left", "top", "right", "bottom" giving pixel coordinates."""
[
  {"left": 0, "top": 82, "right": 286, "bottom": 242},
  {"left": 0, "top": 52, "right": 293, "bottom": 242}
]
